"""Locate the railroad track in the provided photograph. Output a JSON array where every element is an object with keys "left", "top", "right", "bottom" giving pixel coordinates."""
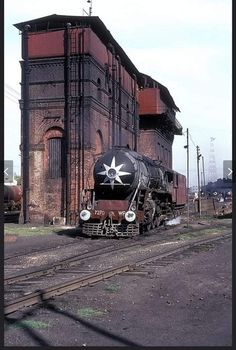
[
  {"left": 4, "top": 230, "right": 231, "bottom": 316},
  {"left": 5, "top": 218, "right": 231, "bottom": 262},
  {"left": 5, "top": 221, "right": 230, "bottom": 285},
  {"left": 4, "top": 239, "right": 84, "bottom": 261},
  {"left": 4, "top": 243, "right": 129, "bottom": 285}
]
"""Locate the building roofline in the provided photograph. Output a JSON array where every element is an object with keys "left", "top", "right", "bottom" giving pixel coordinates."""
[
  {"left": 14, "top": 14, "right": 180, "bottom": 113},
  {"left": 140, "top": 73, "right": 180, "bottom": 112},
  {"left": 14, "top": 14, "right": 142, "bottom": 85}
]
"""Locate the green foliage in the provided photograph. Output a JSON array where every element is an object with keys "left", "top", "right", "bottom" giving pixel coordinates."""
[
  {"left": 77, "top": 307, "right": 106, "bottom": 319},
  {"left": 176, "top": 227, "right": 225, "bottom": 241},
  {"left": 6, "top": 320, "right": 50, "bottom": 330},
  {"left": 104, "top": 282, "right": 121, "bottom": 293},
  {"left": 4, "top": 224, "right": 63, "bottom": 236}
]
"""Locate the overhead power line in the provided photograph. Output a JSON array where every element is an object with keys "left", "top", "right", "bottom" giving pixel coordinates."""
[
  {"left": 5, "top": 95, "right": 19, "bottom": 104},
  {"left": 189, "top": 133, "right": 196, "bottom": 147},
  {"left": 5, "top": 90, "right": 20, "bottom": 101},
  {"left": 5, "top": 83, "right": 21, "bottom": 97}
]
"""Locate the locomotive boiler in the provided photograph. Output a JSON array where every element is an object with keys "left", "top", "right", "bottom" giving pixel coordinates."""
[{"left": 79, "top": 146, "right": 186, "bottom": 237}]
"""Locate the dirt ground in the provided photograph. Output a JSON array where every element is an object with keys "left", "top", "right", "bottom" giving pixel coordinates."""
[{"left": 4, "top": 226, "right": 232, "bottom": 347}]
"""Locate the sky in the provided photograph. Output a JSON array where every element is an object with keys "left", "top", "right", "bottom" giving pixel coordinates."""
[{"left": 4, "top": 0, "right": 232, "bottom": 187}]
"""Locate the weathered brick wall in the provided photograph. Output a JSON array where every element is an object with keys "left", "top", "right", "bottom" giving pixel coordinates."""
[
  {"left": 82, "top": 57, "right": 138, "bottom": 192},
  {"left": 27, "top": 109, "right": 65, "bottom": 223},
  {"left": 138, "top": 129, "right": 172, "bottom": 168},
  {"left": 21, "top": 58, "right": 66, "bottom": 224},
  {"left": 23, "top": 37, "right": 138, "bottom": 224}
]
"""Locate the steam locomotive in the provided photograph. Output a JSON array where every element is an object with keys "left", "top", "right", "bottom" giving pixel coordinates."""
[{"left": 79, "top": 146, "right": 186, "bottom": 237}]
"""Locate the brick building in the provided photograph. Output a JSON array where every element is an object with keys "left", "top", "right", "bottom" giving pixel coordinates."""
[
  {"left": 14, "top": 15, "right": 182, "bottom": 225},
  {"left": 138, "top": 73, "right": 182, "bottom": 168}
]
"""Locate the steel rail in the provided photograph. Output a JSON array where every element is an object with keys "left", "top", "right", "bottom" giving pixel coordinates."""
[
  {"left": 4, "top": 243, "right": 120, "bottom": 285},
  {"left": 4, "top": 240, "right": 81, "bottom": 261},
  {"left": 134, "top": 232, "right": 231, "bottom": 266},
  {"left": 5, "top": 220, "right": 231, "bottom": 262},
  {"left": 4, "top": 265, "right": 132, "bottom": 315},
  {"left": 5, "top": 224, "right": 231, "bottom": 285},
  {"left": 4, "top": 232, "right": 231, "bottom": 316}
]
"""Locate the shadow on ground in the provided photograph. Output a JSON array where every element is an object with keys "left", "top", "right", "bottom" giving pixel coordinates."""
[
  {"left": 54, "top": 227, "right": 123, "bottom": 240},
  {"left": 4, "top": 290, "right": 142, "bottom": 347},
  {"left": 55, "top": 226, "right": 88, "bottom": 238}
]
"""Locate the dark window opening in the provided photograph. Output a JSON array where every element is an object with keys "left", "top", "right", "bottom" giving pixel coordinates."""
[
  {"left": 97, "top": 78, "right": 102, "bottom": 101},
  {"left": 175, "top": 174, "right": 179, "bottom": 186},
  {"left": 167, "top": 171, "right": 173, "bottom": 182},
  {"left": 48, "top": 138, "right": 63, "bottom": 178}
]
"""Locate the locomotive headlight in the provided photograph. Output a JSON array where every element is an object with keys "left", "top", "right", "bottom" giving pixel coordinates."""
[
  {"left": 80, "top": 209, "right": 91, "bottom": 221},
  {"left": 125, "top": 210, "right": 136, "bottom": 222}
]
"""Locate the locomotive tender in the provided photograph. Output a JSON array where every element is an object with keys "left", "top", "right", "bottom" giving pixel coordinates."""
[{"left": 79, "top": 146, "right": 186, "bottom": 237}]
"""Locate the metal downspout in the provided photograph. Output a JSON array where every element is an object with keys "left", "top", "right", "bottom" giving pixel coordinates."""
[
  {"left": 133, "top": 74, "right": 138, "bottom": 151},
  {"left": 117, "top": 55, "right": 122, "bottom": 146},
  {"left": 109, "top": 43, "right": 116, "bottom": 146},
  {"left": 81, "top": 29, "right": 85, "bottom": 195},
  {"left": 64, "top": 23, "right": 71, "bottom": 225},
  {"left": 22, "top": 24, "right": 30, "bottom": 223}
]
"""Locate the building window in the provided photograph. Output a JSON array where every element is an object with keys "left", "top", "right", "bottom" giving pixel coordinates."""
[
  {"left": 48, "top": 138, "right": 62, "bottom": 178},
  {"left": 176, "top": 174, "right": 179, "bottom": 186},
  {"left": 126, "top": 103, "right": 130, "bottom": 126},
  {"left": 157, "top": 142, "right": 160, "bottom": 159},
  {"left": 95, "top": 129, "right": 104, "bottom": 155},
  {"left": 97, "top": 78, "right": 102, "bottom": 101}
]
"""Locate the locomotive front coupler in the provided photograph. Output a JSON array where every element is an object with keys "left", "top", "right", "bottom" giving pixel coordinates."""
[{"left": 101, "top": 217, "right": 119, "bottom": 237}]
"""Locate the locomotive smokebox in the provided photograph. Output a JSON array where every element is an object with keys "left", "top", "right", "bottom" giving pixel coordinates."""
[
  {"left": 93, "top": 146, "right": 164, "bottom": 200},
  {"left": 94, "top": 147, "right": 139, "bottom": 199}
]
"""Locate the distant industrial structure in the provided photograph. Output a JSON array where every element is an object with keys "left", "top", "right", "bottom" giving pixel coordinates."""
[
  {"left": 204, "top": 178, "right": 232, "bottom": 197},
  {"left": 208, "top": 137, "right": 217, "bottom": 183},
  {"left": 15, "top": 14, "right": 182, "bottom": 225}
]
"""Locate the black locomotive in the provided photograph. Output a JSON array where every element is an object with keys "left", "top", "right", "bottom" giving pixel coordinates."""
[{"left": 79, "top": 146, "right": 186, "bottom": 237}]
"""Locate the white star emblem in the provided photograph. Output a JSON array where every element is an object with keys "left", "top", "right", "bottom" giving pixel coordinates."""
[{"left": 97, "top": 156, "right": 131, "bottom": 189}]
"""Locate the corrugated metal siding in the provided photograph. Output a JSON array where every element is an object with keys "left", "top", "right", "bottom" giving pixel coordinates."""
[{"left": 49, "top": 138, "right": 62, "bottom": 178}]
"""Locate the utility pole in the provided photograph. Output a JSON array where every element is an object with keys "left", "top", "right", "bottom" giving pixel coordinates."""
[
  {"left": 87, "top": 0, "right": 93, "bottom": 16},
  {"left": 184, "top": 128, "right": 189, "bottom": 226},
  {"left": 196, "top": 145, "right": 201, "bottom": 217}
]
